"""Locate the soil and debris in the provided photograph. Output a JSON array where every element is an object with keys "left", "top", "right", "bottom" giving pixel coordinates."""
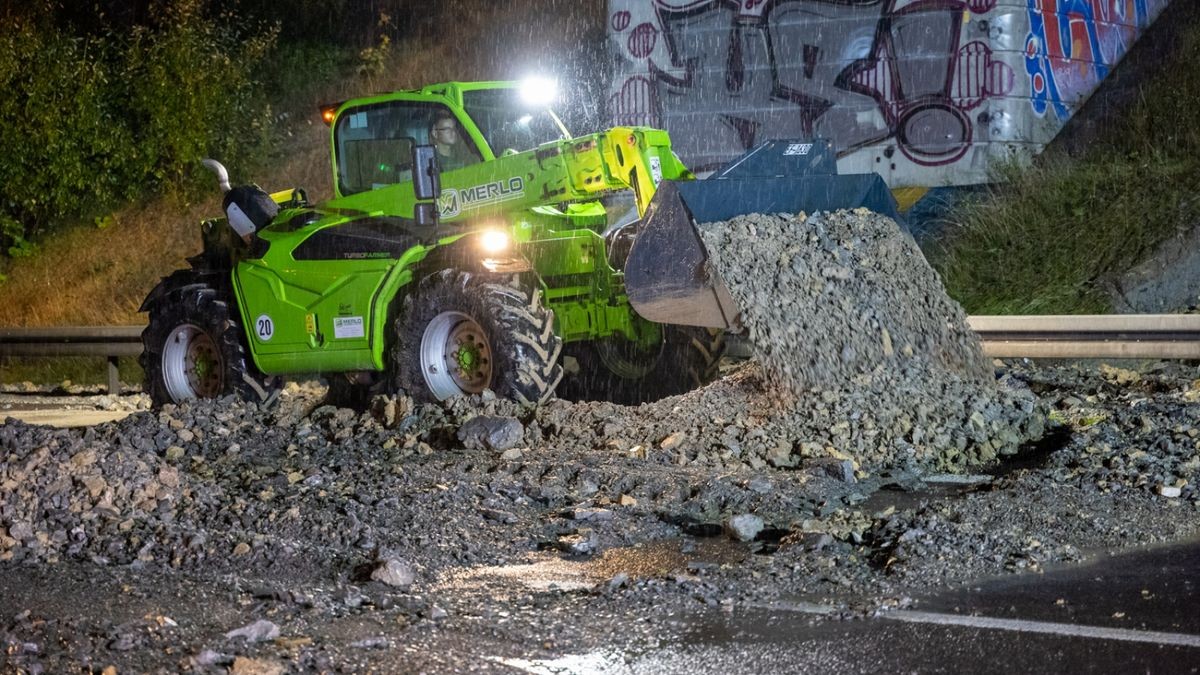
[{"left": 1, "top": 210, "right": 1197, "bottom": 671}]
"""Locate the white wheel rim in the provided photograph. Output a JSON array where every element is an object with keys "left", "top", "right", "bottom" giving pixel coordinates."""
[
  {"left": 419, "top": 311, "right": 493, "bottom": 400},
  {"left": 162, "top": 324, "right": 223, "bottom": 401}
]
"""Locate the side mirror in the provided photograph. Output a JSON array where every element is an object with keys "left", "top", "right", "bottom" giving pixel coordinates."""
[{"left": 412, "top": 145, "right": 441, "bottom": 201}]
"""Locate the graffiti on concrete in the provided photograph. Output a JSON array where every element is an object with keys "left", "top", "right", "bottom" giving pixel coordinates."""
[
  {"left": 609, "top": 0, "right": 1168, "bottom": 183},
  {"left": 1025, "top": 0, "right": 1161, "bottom": 120}
]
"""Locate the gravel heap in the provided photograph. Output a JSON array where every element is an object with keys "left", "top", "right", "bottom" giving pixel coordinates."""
[
  {"left": 700, "top": 209, "right": 991, "bottom": 391},
  {"left": 1022, "top": 362, "right": 1200, "bottom": 502},
  {"left": 2, "top": 361, "right": 1199, "bottom": 674},
  {"left": 542, "top": 209, "right": 1045, "bottom": 474},
  {"left": 696, "top": 209, "right": 1044, "bottom": 471},
  {"left": 861, "top": 361, "right": 1200, "bottom": 585}
]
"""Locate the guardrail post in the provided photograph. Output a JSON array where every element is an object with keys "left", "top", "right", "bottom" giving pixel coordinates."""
[{"left": 107, "top": 356, "right": 120, "bottom": 395}]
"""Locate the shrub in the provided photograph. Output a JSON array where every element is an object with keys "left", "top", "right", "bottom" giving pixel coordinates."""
[{"left": 0, "top": 1, "right": 276, "bottom": 256}]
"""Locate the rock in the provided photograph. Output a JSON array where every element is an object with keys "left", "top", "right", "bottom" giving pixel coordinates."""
[
  {"left": 194, "top": 650, "right": 234, "bottom": 667},
  {"left": 230, "top": 657, "right": 286, "bottom": 675},
  {"left": 804, "top": 458, "right": 856, "bottom": 483},
  {"left": 350, "top": 637, "right": 389, "bottom": 649},
  {"left": 457, "top": 416, "right": 524, "bottom": 451},
  {"left": 563, "top": 508, "right": 613, "bottom": 522},
  {"left": 1099, "top": 364, "right": 1141, "bottom": 386},
  {"left": 556, "top": 529, "right": 599, "bottom": 555},
  {"left": 428, "top": 605, "right": 448, "bottom": 621},
  {"left": 659, "top": 433, "right": 686, "bottom": 450},
  {"left": 499, "top": 447, "right": 524, "bottom": 461},
  {"left": 335, "top": 586, "right": 365, "bottom": 609},
  {"left": 746, "top": 477, "right": 774, "bottom": 494},
  {"left": 232, "top": 542, "right": 251, "bottom": 556},
  {"left": 726, "top": 514, "right": 764, "bottom": 542},
  {"left": 1158, "top": 485, "right": 1183, "bottom": 498},
  {"left": 165, "top": 446, "right": 186, "bottom": 460},
  {"left": 618, "top": 495, "right": 638, "bottom": 506},
  {"left": 481, "top": 508, "right": 518, "bottom": 524},
  {"left": 801, "top": 532, "right": 835, "bottom": 551},
  {"left": 224, "top": 619, "right": 280, "bottom": 643},
  {"left": 766, "top": 442, "right": 797, "bottom": 468},
  {"left": 81, "top": 476, "right": 106, "bottom": 498},
  {"left": 370, "top": 559, "right": 416, "bottom": 588}
]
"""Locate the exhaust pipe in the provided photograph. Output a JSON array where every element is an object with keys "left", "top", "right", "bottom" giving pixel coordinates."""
[{"left": 201, "top": 158, "right": 231, "bottom": 193}]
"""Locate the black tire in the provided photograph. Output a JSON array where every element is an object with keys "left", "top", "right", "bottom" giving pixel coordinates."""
[
  {"left": 140, "top": 281, "right": 277, "bottom": 407},
  {"left": 395, "top": 270, "right": 563, "bottom": 405},
  {"left": 557, "top": 325, "right": 725, "bottom": 405}
]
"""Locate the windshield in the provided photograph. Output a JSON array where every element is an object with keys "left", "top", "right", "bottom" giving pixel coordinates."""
[
  {"left": 334, "top": 100, "right": 481, "bottom": 196},
  {"left": 462, "top": 88, "right": 566, "bottom": 155}
]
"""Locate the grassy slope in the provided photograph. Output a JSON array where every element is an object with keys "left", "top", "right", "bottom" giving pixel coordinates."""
[{"left": 930, "top": 7, "right": 1200, "bottom": 315}]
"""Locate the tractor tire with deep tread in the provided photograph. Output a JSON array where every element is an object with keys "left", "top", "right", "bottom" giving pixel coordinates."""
[
  {"left": 141, "top": 282, "right": 277, "bottom": 407},
  {"left": 557, "top": 326, "right": 725, "bottom": 405},
  {"left": 395, "top": 269, "right": 563, "bottom": 405}
]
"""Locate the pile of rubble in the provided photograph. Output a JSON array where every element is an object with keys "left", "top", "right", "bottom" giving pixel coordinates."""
[
  {"left": 0, "top": 209, "right": 1054, "bottom": 573},
  {"left": 553, "top": 208, "right": 1046, "bottom": 474}
]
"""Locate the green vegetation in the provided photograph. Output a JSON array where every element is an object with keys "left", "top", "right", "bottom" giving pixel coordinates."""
[
  {"left": 931, "top": 19, "right": 1200, "bottom": 314},
  {"left": 0, "top": 1, "right": 278, "bottom": 260}
]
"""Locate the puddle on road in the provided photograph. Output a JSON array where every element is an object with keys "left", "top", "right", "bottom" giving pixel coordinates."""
[
  {"left": 438, "top": 538, "right": 748, "bottom": 595},
  {"left": 489, "top": 649, "right": 632, "bottom": 674}
]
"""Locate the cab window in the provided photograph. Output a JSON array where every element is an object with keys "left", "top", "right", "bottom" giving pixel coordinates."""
[
  {"left": 334, "top": 101, "right": 481, "bottom": 196},
  {"left": 462, "top": 88, "right": 564, "bottom": 155}
]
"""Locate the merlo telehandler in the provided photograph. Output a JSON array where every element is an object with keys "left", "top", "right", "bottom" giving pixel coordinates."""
[{"left": 140, "top": 79, "right": 898, "bottom": 407}]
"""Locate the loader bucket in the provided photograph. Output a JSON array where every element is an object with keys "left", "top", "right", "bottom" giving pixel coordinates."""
[
  {"left": 623, "top": 181, "right": 740, "bottom": 330},
  {"left": 624, "top": 169, "right": 899, "bottom": 330}
]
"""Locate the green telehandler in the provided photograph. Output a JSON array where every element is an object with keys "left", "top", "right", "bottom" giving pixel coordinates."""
[{"left": 139, "top": 79, "right": 898, "bottom": 407}]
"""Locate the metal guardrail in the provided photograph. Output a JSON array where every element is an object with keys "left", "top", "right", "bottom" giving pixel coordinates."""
[
  {"left": 967, "top": 314, "right": 1200, "bottom": 360},
  {"left": 2, "top": 315, "right": 1199, "bottom": 395},
  {"left": 0, "top": 326, "right": 142, "bottom": 394}
]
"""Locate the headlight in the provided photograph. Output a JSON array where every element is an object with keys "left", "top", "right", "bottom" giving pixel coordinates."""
[
  {"left": 519, "top": 76, "right": 558, "bottom": 106},
  {"left": 479, "top": 229, "right": 511, "bottom": 254}
]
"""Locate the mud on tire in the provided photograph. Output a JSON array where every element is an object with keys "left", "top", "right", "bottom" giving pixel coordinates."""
[
  {"left": 557, "top": 326, "right": 725, "bottom": 406},
  {"left": 141, "top": 281, "right": 277, "bottom": 407},
  {"left": 395, "top": 269, "right": 563, "bottom": 404}
]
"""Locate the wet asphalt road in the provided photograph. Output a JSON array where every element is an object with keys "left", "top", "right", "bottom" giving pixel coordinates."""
[
  {"left": 502, "top": 540, "right": 1200, "bottom": 674},
  {"left": 2, "top": 527, "right": 1197, "bottom": 673}
]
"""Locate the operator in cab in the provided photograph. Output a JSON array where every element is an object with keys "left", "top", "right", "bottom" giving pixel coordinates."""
[{"left": 429, "top": 111, "right": 479, "bottom": 171}]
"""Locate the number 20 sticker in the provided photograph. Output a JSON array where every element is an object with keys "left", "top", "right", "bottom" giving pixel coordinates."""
[{"left": 255, "top": 314, "right": 274, "bottom": 341}]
